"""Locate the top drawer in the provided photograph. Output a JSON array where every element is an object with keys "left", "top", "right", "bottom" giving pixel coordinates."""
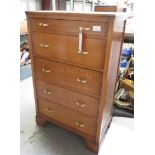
[{"left": 29, "top": 18, "right": 108, "bottom": 37}]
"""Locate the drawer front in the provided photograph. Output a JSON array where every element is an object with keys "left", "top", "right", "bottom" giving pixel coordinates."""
[
  {"left": 29, "top": 18, "right": 108, "bottom": 37},
  {"left": 34, "top": 58, "right": 102, "bottom": 97},
  {"left": 32, "top": 32, "right": 106, "bottom": 70},
  {"left": 36, "top": 80, "right": 99, "bottom": 117},
  {"left": 38, "top": 98, "right": 97, "bottom": 137}
]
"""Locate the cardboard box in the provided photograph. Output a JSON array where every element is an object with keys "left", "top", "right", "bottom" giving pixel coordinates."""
[{"left": 120, "top": 78, "right": 134, "bottom": 91}]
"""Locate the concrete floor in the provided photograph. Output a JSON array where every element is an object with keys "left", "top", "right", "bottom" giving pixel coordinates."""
[{"left": 20, "top": 77, "right": 134, "bottom": 155}]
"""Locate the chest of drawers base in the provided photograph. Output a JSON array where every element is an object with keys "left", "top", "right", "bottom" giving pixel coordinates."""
[
  {"left": 26, "top": 11, "right": 127, "bottom": 153},
  {"left": 36, "top": 111, "right": 112, "bottom": 152}
]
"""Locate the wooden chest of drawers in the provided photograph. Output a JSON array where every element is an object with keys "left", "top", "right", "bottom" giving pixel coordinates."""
[{"left": 26, "top": 11, "right": 127, "bottom": 153}]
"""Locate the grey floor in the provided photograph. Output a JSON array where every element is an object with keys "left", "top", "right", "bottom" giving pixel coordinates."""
[
  {"left": 20, "top": 64, "right": 32, "bottom": 81},
  {"left": 20, "top": 77, "right": 134, "bottom": 155}
]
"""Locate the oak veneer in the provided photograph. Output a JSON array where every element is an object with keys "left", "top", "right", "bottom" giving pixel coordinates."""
[
  {"left": 26, "top": 11, "right": 127, "bottom": 153},
  {"left": 32, "top": 32, "right": 107, "bottom": 69},
  {"left": 38, "top": 97, "right": 97, "bottom": 137},
  {"left": 33, "top": 57, "right": 103, "bottom": 97},
  {"left": 29, "top": 18, "right": 108, "bottom": 37},
  {"left": 36, "top": 80, "right": 99, "bottom": 118}
]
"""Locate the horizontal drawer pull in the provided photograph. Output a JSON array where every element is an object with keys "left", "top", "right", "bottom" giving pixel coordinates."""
[
  {"left": 38, "top": 23, "right": 48, "bottom": 27},
  {"left": 77, "top": 50, "right": 88, "bottom": 55},
  {"left": 45, "top": 108, "right": 53, "bottom": 113},
  {"left": 43, "top": 89, "right": 53, "bottom": 95},
  {"left": 80, "top": 27, "right": 90, "bottom": 31},
  {"left": 76, "top": 121, "right": 85, "bottom": 128},
  {"left": 40, "top": 43, "right": 50, "bottom": 48},
  {"left": 76, "top": 101, "right": 86, "bottom": 107},
  {"left": 42, "top": 68, "right": 51, "bottom": 73},
  {"left": 84, "top": 27, "right": 90, "bottom": 31},
  {"left": 76, "top": 78, "right": 87, "bottom": 84}
]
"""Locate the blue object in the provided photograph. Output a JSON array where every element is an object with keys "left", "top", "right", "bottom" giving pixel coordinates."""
[
  {"left": 120, "top": 60, "right": 128, "bottom": 67},
  {"left": 122, "top": 47, "right": 132, "bottom": 57}
]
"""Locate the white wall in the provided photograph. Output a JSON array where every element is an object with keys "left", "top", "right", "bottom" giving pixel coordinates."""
[
  {"left": 66, "top": 1, "right": 92, "bottom": 11},
  {"left": 20, "top": 0, "right": 41, "bottom": 20}
]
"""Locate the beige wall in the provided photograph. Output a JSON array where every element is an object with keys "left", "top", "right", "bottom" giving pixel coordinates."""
[
  {"left": 20, "top": 20, "right": 27, "bottom": 34},
  {"left": 20, "top": 0, "right": 41, "bottom": 33}
]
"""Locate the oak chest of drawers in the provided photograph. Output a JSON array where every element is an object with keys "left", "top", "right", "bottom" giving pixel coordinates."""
[{"left": 26, "top": 11, "right": 127, "bottom": 153}]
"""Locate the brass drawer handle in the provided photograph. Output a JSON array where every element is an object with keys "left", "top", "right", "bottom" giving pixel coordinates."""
[
  {"left": 79, "top": 27, "right": 83, "bottom": 52},
  {"left": 46, "top": 108, "right": 53, "bottom": 113},
  {"left": 78, "top": 26, "right": 89, "bottom": 55},
  {"left": 77, "top": 50, "right": 88, "bottom": 55},
  {"left": 38, "top": 23, "right": 48, "bottom": 27},
  {"left": 84, "top": 27, "right": 90, "bottom": 31},
  {"left": 77, "top": 78, "right": 87, "bottom": 84},
  {"left": 43, "top": 89, "right": 53, "bottom": 95},
  {"left": 76, "top": 101, "right": 86, "bottom": 107},
  {"left": 42, "top": 68, "right": 51, "bottom": 73},
  {"left": 79, "top": 27, "right": 90, "bottom": 31},
  {"left": 76, "top": 121, "right": 85, "bottom": 128},
  {"left": 40, "top": 43, "right": 49, "bottom": 48}
]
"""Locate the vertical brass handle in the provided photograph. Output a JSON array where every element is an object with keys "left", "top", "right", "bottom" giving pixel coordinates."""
[
  {"left": 76, "top": 121, "right": 85, "bottom": 128},
  {"left": 38, "top": 23, "right": 48, "bottom": 27},
  {"left": 76, "top": 101, "right": 86, "bottom": 107},
  {"left": 42, "top": 68, "right": 51, "bottom": 73},
  {"left": 77, "top": 78, "right": 87, "bottom": 84},
  {"left": 40, "top": 43, "right": 50, "bottom": 48},
  {"left": 77, "top": 27, "right": 89, "bottom": 55},
  {"left": 43, "top": 89, "right": 52, "bottom": 95},
  {"left": 46, "top": 108, "right": 53, "bottom": 113},
  {"left": 78, "top": 27, "right": 83, "bottom": 52}
]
